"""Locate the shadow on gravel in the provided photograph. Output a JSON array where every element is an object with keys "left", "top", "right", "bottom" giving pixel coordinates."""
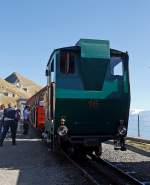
[
  {"left": 126, "top": 144, "right": 150, "bottom": 157},
  {"left": 0, "top": 127, "right": 60, "bottom": 185},
  {"left": 0, "top": 127, "right": 90, "bottom": 185},
  {"left": 0, "top": 140, "right": 52, "bottom": 185},
  {"left": 111, "top": 161, "right": 150, "bottom": 182},
  {"left": 105, "top": 140, "right": 150, "bottom": 157},
  {"left": 0, "top": 140, "right": 88, "bottom": 185}
]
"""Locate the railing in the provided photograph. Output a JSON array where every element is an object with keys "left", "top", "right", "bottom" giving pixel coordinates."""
[{"left": 128, "top": 114, "right": 150, "bottom": 140}]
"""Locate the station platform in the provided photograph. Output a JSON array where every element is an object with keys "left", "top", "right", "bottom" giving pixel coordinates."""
[{"left": 0, "top": 123, "right": 90, "bottom": 185}]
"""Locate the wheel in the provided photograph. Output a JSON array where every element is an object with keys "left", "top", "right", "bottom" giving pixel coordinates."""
[
  {"left": 67, "top": 146, "right": 76, "bottom": 157},
  {"left": 95, "top": 144, "right": 102, "bottom": 156}
]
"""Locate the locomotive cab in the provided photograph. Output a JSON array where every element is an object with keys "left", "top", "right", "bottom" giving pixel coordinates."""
[{"left": 44, "top": 39, "right": 130, "bottom": 154}]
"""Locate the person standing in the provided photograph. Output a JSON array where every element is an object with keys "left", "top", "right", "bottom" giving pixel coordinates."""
[
  {"left": 0, "top": 103, "right": 17, "bottom": 146},
  {"left": 23, "top": 106, "right": 30, "bottom": 135},
  {"left": 0, "top": 104, "right": 5, "bottom": 135},
  {"left": 15, "top": 108, "right": 21, "bottom": 127}
]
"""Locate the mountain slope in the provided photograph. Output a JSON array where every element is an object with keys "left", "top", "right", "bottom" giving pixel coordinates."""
[
  {"left": 5, "top": 72, "right": 41, "bottom": 97},
  {"left": 0, "top": 72, "right": 42, "bottom": 106},
  {"left": 0, "top": 77, "right": 28, "bottom": 98}
]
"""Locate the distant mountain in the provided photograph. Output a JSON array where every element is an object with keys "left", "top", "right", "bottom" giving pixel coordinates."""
[
  {"left": 5, "top": 72, "right": 41, "bottom": 97},
  {"left": 0, "top": 72, "right": 42, "bottom": 106}
]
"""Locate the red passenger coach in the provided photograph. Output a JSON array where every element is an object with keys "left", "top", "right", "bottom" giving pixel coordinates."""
[
  {"left": 27, "top": 86, "right": 47, "bottom": 131},
  {"left": 36, "top": 106, "right": 45, "bottom": 129}
]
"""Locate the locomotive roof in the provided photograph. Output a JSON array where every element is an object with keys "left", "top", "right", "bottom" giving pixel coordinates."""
[
  {"left": 47, "top": 46, "right": 80, "bottom": 66},
  {"left": 47, "top": 45, "right": 128, "bottom": 67}
]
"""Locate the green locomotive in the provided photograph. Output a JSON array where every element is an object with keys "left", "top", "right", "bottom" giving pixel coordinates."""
[{"left": 43, "top": 39, "right": 130, "bottom": 155}]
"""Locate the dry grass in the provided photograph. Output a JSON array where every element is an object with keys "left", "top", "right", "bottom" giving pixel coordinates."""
[{"left": 127, "top": 140, "right": 150, "bottom": 152}]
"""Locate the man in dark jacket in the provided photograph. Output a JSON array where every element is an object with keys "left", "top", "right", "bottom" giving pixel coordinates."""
[
  {"left": 0, "top": 103, "right": 17, "bottom": 146},
  {"left": 23, "top": 106, "right": 30, "bottom": 135}
]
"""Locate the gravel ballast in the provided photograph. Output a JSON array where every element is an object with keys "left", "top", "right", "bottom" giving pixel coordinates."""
[{"left": 101, "top": 142, "right": 150, "bottom": 182}]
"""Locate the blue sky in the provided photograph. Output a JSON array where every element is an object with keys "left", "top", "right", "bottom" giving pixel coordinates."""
[{"left": 0, "top": 0, "right": 150, "bottom": 109}]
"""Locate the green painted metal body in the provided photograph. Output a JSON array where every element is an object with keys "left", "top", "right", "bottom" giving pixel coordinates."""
[
  {"left": 54, "top": 83, "right": 130, "bottom": 136},
  {"left": 46, "top": 39, "right": 130, "bottom": 140},
  {"left": 55, "top": 98, "right": 129, "bottom": 136},
  {"left": 76, "top": 39, "right": 110, "bottom": 59}
]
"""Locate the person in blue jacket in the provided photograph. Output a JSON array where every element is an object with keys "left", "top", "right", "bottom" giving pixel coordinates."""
[
  {"left": 0, "top": 103, "right": 17, "bottom": 146},
  {"left": 0, "top": 104, "right": 5, "bottom": 135}
]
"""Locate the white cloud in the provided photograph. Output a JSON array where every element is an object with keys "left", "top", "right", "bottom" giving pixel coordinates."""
[{"left": 130, "top": 108, "right": 145, "bottom": 115}]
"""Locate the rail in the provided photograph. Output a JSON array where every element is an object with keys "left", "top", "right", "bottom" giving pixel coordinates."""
[
  {"left": 89, "top": 154, "right": 144, "bottom": 185},
  {"left": 61, "top": 150, "right": 145, "bottom": 185}
]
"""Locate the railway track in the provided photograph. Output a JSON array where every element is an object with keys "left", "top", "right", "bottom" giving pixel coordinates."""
[
  {"left": 88, "top": 154, "right": 145, "bottom": 185},
  {"left": 62, "top": 150, "right": 145, "bottom": 185},
  {"left": 103, "top": 139, "right": 150, "bottom": 184}
]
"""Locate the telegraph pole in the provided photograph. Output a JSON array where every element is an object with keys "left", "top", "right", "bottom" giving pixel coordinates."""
[{"left": 137, "top": 114, "right": 140, "bottom": 137}]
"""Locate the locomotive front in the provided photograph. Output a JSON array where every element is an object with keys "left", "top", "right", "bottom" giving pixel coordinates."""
[{"left": 46, "top": 39, "right": 130, "bottom": 155}]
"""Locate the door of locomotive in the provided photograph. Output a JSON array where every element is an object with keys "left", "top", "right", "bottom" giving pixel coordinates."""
[{"left": 45, "top": 54, "right": 56, "bottom": 144}]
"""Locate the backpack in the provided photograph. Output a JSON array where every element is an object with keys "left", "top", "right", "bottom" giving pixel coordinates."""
[
  {"left": 4, "top": 108, "right": 16, "bottom": 119},
  {"left": 15, "top": 110, "right": 21, "bottom": 121}
]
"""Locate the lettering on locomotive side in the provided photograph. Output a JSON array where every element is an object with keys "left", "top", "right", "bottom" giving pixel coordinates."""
[{"left": 88, "top": 100, "right": 99, "bottom": 109}]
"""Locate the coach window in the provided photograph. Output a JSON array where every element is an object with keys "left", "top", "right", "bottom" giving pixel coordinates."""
[{"left": 60, "top": 52, "right": 75, "bottom": 74}]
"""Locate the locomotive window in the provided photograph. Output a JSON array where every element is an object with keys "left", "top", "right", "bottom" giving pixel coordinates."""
[
  {"left": 60, "top": 52, "right": 75, "bottom": 74},
  {"left": 114, "top": 61, "right": 123, "bottom": 76},
  {"left": 68, "top": 54, "right": 75, "bottom": 73},
  {"left": 110, "top": 57, "right": 123, "bottom": 76},
  {"left": 60, "top": 53, "right": 67, "bottom": 73},
  {"left": 51, "top": 59, "right": 54, "bottom": 72}
]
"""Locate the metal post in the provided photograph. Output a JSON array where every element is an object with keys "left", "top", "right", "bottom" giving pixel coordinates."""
[{"left": 138, "top": 114, "right": 140, "bottom": 137}]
